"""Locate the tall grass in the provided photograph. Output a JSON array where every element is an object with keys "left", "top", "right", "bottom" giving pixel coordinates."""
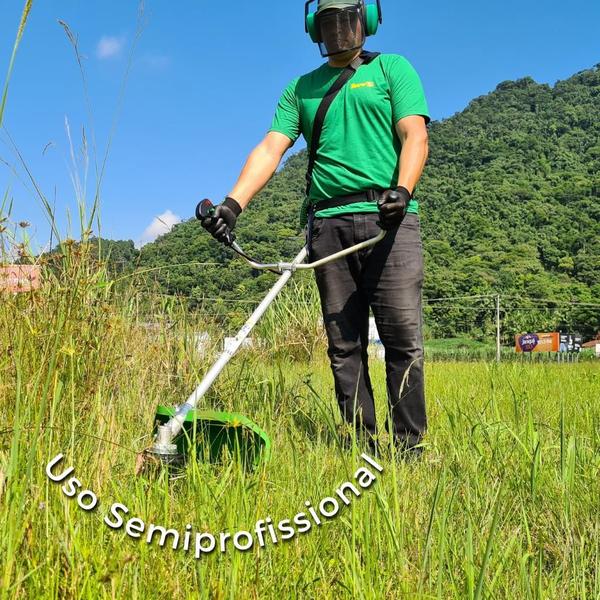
[
  {"left": 0, "top": 1, "right": 32, "bottom": 128},
  {"left": 255, "top": 277, "right": 327, "bottom": 361},
  {"left": 1, "top": 244, "right": 600, "bottom": 597},
  {"left": 0, "top": 1, "right": 33, "bottom": 263}
]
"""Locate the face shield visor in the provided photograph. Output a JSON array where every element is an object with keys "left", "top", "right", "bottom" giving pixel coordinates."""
[{"left": 315, "top": 4, "right": 365, "bottom": 57}]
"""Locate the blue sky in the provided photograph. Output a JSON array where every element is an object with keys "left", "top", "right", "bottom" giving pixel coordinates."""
[{"left": 1, "top": 0, "right": 598, "bottom": 251}]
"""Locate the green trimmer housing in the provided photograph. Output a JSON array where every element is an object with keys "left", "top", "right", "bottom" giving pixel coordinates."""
[{"left": 153, "top": 405, "right": 271, "bottom": 469}]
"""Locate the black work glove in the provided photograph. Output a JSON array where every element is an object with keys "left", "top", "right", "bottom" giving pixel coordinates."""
[
  {"left": 199, "top": 196, "right": 242, "bottom": 245},
  {"left": 377, "top": 186, "right": 412, "bottom": 230}
]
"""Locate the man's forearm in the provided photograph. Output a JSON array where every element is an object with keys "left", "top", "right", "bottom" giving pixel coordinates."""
[
  {"left": 228, "top": 143, "right": 282, "bottom": 210},
  {"left": 397, "top": 135, "right": 429, "bottom": 195}
]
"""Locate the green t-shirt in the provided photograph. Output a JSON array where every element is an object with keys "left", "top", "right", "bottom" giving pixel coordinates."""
[{"left": 269, "top": 53, "right": 430, "bottom": 223}]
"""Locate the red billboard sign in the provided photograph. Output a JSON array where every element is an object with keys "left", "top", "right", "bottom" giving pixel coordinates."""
[
  {"left": 515, "top": 332, "right": 560, "bottom": 353},
  {"left": 0, "top": 265, "right": 41, "bottom": 293}
]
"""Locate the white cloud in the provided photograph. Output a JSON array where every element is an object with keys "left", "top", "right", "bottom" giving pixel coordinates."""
[
  {"left": 96, "top": 35, "right": 125, "bottom": 59},
  {"left": 137, "top": 210, "right": 181, "bottom": 248}
]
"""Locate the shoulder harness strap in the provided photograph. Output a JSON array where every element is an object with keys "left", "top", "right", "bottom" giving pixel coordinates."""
[{"left": 304, "top": 51, "right": 381, "bottom": 198}]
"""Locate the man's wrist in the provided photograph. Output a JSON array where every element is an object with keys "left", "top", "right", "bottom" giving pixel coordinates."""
[
  {"left": 394, "top": 186, "right": 413, "bottom": 201},
  {"left": 223, "top": 196, "right": 243, "bottom": 216}
]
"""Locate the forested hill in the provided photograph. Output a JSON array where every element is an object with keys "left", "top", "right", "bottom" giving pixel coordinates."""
[{"left": 106, "top": 64, "right": 600, "bottom": 337}]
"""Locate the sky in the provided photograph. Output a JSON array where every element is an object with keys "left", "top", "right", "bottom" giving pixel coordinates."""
[{"left": 0, "top": 0, "right": 598, "bottom": 251}]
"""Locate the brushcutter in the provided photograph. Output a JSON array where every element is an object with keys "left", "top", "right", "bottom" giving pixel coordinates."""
[{"left": 140, "top": 197, "right": 387, "bottom": 472}]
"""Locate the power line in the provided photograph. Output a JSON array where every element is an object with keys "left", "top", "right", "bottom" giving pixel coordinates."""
[
  {"left": 132, "top": 291, "right": 600, "bottom": 309},
  {"left": 424, "top": 294, "right": 495, "bottom": 303},
  {"left": 424, "top": 305, "right": 600, "bottom": 311}
]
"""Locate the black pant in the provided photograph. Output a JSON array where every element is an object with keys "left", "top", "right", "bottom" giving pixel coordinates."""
[{"left": 310, "top": 212, "right": 426, "bottom": 447}]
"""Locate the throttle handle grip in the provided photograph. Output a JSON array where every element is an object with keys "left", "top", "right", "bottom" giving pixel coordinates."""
[
  {"left": 196, "top": 198, "right": 215, "bottom": 220},
  {"left": 378, "top": 191, "right": 401, "bottom": 207}
]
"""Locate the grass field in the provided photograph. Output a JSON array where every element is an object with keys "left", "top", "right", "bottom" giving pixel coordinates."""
[{"left": 1, "top": 260, "right": 600, "bottom": 600}]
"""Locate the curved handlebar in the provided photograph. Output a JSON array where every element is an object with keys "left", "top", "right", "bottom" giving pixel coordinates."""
[
  {"left": 231, "top": 230, "right": 385, "bottom": 272},
  {"left": 196, "top": 198, "right": 386, "bottom": 273}
]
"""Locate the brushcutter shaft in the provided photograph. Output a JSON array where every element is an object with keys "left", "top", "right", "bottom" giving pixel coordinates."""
[
  {"left": 150, "top": 197, "right": 387, "bottom": 457},
  {"left": 155, "top": 246, "right": 308, "bottom": 443}
]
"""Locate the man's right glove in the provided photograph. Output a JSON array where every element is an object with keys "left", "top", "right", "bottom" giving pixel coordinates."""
[
  {"left": 198, "top": 196, "right": 242, "bottom": 245},
  {"left": 377, "top": 186, "right": 412, "bottom": 230}
]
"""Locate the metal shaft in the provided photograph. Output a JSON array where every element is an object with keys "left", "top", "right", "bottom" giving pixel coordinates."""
[
  {"left": 158, "top": 246, "right": 308, "bottom": 442},
  {"left": 151, "top": 224, "right": 384, "bottom": 453}
]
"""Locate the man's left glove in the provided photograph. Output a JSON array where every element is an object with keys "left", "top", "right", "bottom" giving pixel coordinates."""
[
  {"left": 200, "top": 196, "right": 242, "bottom": 245},
  {"left": 377, "top": 186, "right": 412, "bottom": 230}
]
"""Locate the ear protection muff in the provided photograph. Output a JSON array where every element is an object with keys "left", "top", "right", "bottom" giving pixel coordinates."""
[
  {"left": 306, "top": 10, "right": 319, "bottom": 42},
  {"left": 304, "top": 0, "right": 383, "bottom": 42},
  {"left": 365, "top": 1, "right": 382, "bottom": 36}
]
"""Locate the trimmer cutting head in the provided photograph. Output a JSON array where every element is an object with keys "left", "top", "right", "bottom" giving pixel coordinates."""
[
  {"left": 137, "top": 448, "right": 187, "bottom": 478},
  {"left": 146, "top": 405, "right": 271, "bottom": 472}
]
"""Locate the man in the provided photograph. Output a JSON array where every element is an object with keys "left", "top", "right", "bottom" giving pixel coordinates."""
[{"left": 201, "top": 0, "right": 429, "bottom": 456}]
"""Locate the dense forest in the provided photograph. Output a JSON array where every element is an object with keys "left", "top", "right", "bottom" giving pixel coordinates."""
[{"left": 56, "top": 64, "right": 600, "bottom": 341}]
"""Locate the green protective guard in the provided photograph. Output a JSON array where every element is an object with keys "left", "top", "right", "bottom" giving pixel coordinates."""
[
  {"left": 365, "top": 3, "right": 380, "bottom": 36},
  {"left": 154, "top": 405, "right": 271, "bottom": 469},
  {"left": 306, "top": 12, "right": 319, "bottom": 42}
]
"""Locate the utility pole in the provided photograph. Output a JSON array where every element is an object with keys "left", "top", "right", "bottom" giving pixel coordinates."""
[{"left": 496, "top": 294, "right": 501, "bottom": 363}]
